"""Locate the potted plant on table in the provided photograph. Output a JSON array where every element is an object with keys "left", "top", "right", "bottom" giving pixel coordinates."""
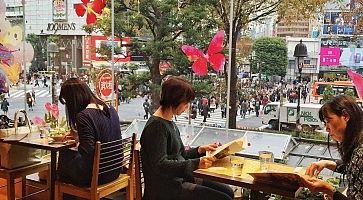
[{"left": 32, "top": 102, "right": 69, "bottom": 142}]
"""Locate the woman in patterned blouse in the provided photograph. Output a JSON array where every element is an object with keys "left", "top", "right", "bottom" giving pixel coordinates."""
[{"left": 301, "top": 95, "right": 363, "bottom": 199}]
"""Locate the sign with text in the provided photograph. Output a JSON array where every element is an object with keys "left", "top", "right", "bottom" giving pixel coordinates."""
[
  {"left": 53, "top": 0, "right": 67, "bottom": 22},
  {"left": 320, "top": 48, "right": 341, "bottom": 66},
  {"left": 322, "top": 11, "right": 362, "bottom": 36},
  {"left": 340, "top": 48, "right": 363, "bottom": 67},
  {"left": 96, "top": 69, "right": 113, "bottom": 100}
]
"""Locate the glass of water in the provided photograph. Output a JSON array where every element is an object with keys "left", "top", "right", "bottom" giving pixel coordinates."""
[
  {"left": 230, "top": 156, "right": 245, "bottom": 177},
  {"left": 259, "top": 151, "right": 274, "bottom": 171}
]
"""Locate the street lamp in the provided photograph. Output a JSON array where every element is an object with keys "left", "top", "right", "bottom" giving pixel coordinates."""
[
  {"left": 293, "top": 39, "right": 307, "bottom": 134},
  {"left": 47, "top": 42, "right": 59, "bottom": 104}
]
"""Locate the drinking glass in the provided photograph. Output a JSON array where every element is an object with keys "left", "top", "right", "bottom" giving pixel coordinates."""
[
  {"left": 259, "top": 151, "right": 274, "bottom": 171},
  {"left": 230, "top": 156, "right": 244, "bottom": 176}
]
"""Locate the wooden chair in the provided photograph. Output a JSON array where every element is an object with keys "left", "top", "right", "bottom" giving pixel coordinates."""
[
  {"left": 134, "top": 145, "right": 144, "bottom": 200},
  {"left": 56, "top": 133, "right": 137, "bottom": 200},
  {"left": 0, "top": 161, "right": 50, "bottom": 200}
]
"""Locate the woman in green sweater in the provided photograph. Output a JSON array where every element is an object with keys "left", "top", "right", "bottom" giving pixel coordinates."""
[{"left": 140, "top": 76, "right": 234, "bottom": 200}]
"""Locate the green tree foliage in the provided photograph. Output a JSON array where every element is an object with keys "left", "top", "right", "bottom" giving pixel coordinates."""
[
  {"left": 345, "top": 88, "right": 357, "bottom": 98},
  {"left": 206, "top": 0, "right": 330, "bottom": 128},
  {"left": 26, "top": 34, "right": 46, "bottom": 72},
  {"left": 193, "top": 81, "right": 214, "bottom": 99},
  {"left": 322, "top": 85, "right": 334, "bottom": 104},
  {"left": 251, "top": 37, "right": 288, "bottom": 77},
  {"left": 87, "top": 0, "right": 218, "bottom": 110},
  {"left": 118, "top": 72, "right": 151, "bottom": 99},
  {"left": 88, "top": 0, "right": 332, "bottom": 127}
]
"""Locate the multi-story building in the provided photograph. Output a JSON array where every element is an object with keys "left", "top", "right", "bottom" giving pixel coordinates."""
[
  {"left": 286, "top": 37, "right": 320, "bottom": 82},
  {"left": 4, "top": 0, "right": 23, "bottom": 22},
  {"left": 318, "top": 0, "right": 363, "bottom": 80},
  {"left": 275, "top": 20, "right": 311, "bottom": 38},
  {"left": 4, "top": 0, "right": 134, "bottom": 75},
  {"left": 249, "top": 16, "right": 276, "bottom": 38}
]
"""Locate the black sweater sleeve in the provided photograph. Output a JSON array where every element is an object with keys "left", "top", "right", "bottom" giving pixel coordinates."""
[
  {"left": 183, "top": 147, "right": 201, "bottom": 159},
  {"left": 334, "top": 159, "right": 346, "bottom": 174}
]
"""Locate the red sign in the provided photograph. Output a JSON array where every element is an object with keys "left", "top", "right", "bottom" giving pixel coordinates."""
[{"left": 97, "top": 71, "right": 113, "bottom": 98}]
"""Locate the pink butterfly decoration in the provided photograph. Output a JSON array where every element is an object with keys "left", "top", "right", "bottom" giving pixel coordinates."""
[
  {"left": 347, "top": 69, "right": 363, "bottom": 99},
  {"left": 181, "top": 30, "right": 225, "bottom": 76}
]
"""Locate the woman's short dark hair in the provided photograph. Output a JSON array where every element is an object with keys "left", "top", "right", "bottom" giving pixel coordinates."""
[
  {"left": 160, "top": 76, "right": 195, "bottom": 110},
  {"left": 319, "top": 95, "right": 363, "bottom": 163},
  {"left": 59, "top": 78, "right": 109, "bottom": 129}
]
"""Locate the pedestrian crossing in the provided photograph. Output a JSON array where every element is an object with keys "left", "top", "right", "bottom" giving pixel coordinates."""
[
  {"left": 9, "top": 88, "right": 61, "bottom": 99},
  {"left": 174, "top": 108, "right": 256, "bottom": 128}
]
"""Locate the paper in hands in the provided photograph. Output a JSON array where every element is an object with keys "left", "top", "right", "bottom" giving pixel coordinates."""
[{"left": 207, "top": 136, "right": 247, "bottom": 159}]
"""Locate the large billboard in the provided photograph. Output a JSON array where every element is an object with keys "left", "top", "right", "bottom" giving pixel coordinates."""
[
  {"left": 320, "top": 48, "right": 341, "bottom": 66},
  {"left": 340, "top": 48, "right": 363, "bottom": 67},
  {"left": 322, "top": 11, "right": 362, "bottom": 36},
  {"left": 320, "top": 47, "right": 363, "bottom": 67}
]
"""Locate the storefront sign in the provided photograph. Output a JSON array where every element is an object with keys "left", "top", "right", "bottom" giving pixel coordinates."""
[
  {"left": 96, "top": 69, "right": 113, "bottom": 99},
  {"left": 320, "top": 47, "right": 341, "bottom": 66},
  {"left": 47, "top": 22, "right": 76, "bottom": 33},
  {"left": 53, "top": 0, "right": 67, "bottom": 21}
]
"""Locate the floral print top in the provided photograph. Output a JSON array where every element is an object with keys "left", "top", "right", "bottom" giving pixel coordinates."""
[{"left": 334, "top": 144, "right": 363, "bottom": 200}]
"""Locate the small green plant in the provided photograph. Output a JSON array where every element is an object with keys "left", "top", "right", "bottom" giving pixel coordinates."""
[
  {"left": 322, "top": 85, "right": 334, "bottom": 104},
  {"left": 32, "top": 102, "right": 69, "bottom": 137},
  {"left": 344, "top": 88, "right": 356, "bottom": 98}
]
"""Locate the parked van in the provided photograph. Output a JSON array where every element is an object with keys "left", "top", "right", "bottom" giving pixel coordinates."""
[{"left": 262, "top": 102, "right": 323, "bottom": 131}]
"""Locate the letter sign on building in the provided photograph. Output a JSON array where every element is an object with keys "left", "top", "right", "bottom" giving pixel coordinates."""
[{"left": 96, "top": 69, "right": 113, "bottom": 100}]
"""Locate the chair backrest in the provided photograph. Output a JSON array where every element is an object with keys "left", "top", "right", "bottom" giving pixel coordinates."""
[
  {"left": 91, "top": 133, "right": 137, "bottom": 189},
  {"left": 134, "top": 145, "right": 144, "bottom": 200}
]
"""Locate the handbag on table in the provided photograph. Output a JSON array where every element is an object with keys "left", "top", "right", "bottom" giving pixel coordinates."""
[{"left": 0, "top": 109, "right": 41, "bottom": 169}]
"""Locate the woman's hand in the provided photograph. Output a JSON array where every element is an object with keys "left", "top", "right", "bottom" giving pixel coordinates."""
[
  {"left": 68, "top": 129, "right": 79, "bottom": 143},
  {"left": 300, "top": 176, "right": 335, "bottom": 198},
  {"left": 198, "top": 156, "right": 216, "bottom": 169},
  {"left": 305, "top": 160, "right": 337, "bottom": 177},
  {"left": 198, "top": 143, "right": 219, "bottom": 154}
]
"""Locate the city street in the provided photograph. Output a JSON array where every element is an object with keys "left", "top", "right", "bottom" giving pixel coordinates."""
[{"left": 5, "top": 84, "right": 263, "bottom": 130}]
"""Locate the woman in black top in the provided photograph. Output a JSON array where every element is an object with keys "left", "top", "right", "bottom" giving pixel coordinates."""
[
  {"left": 57, "top": 78, "right": 122, "bottom": 187},
  {"left": 301, "top": 95, "right": 363, "bottom": 199},
  {"left": 141, "top": 76, "right": 234, "bottom": 200}
]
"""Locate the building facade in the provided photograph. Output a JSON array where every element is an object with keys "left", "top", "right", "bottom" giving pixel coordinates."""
[
  {"left": 318, "top": 0, "right": 363, "bottom": 80},
  {"left": 4, "top": 0, "right": 136, "bottom": 76},
  {"left": 286, "top": 37, "right": 320, "bottom": 82}
]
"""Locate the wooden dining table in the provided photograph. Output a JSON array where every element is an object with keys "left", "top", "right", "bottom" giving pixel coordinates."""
[
  {"left": 194, "top": 156, "right": 305, "bottom": 200},
  {"left": 0, "top": 133, "right": 76, "bottom": 200}
]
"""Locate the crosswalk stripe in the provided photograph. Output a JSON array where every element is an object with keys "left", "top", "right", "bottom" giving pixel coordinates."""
[
  {"left": 38, "top": 91, "right": 50, "bottom": 97},
  {"left": 8, "top": 89, "right": 60, "bottom": 98},
  {"left": 175, "top": 108, "right": 256, "bottom": 127},
  {"left": 10, "top": 91, "right": 24, "bottom": 98},
  {"left": 175, "top": 109, "right": 226, "bottom": 127}
]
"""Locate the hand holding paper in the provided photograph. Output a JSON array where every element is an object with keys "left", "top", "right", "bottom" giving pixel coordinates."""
[
  {"left": 207, "top": 137, "right": 247, "bottom": 159},
  {"left": 199, "top": 156, "right": 216, "bottom": 169},
  {"left": 198, "top": 143, "right": 219, "bottom": 154}
]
